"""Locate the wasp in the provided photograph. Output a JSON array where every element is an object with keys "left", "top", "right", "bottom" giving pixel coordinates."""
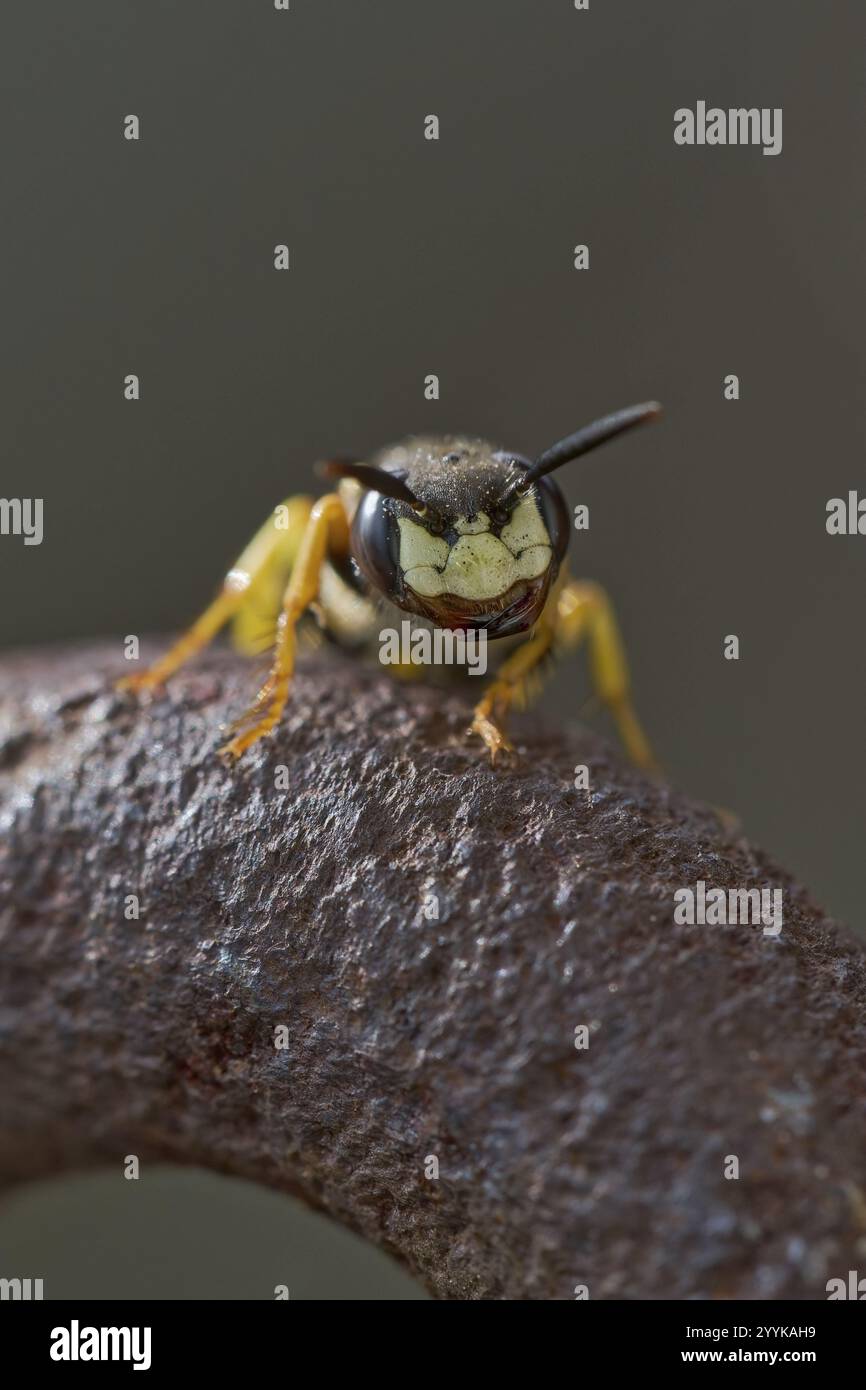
[{"left": 119, "top": 402, "right": 661, "bottom": 767}]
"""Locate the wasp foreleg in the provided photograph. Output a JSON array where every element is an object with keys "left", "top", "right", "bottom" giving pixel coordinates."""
[
  {"left": 116, "top": 496, "right": 314, "bottom": 693},
  {"left": 218, "top": 493, "right": 350, "bottom": 762}
]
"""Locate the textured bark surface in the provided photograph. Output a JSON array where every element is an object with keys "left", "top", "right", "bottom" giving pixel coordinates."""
[{"left": 1, "top": 641, "right": 865, "bottom": 1301}]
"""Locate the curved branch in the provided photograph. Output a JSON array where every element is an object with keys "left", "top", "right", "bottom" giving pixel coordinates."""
[{"left": 1, "top": 642, "right": 865, "bottom": 1299}]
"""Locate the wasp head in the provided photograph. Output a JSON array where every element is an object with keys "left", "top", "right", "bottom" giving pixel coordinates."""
[
  {"left": 326, "top": 404, "right": 660, "bottom": 640},
  {"left": 331, "top": 439, "right": 564, "bottom": 638}
]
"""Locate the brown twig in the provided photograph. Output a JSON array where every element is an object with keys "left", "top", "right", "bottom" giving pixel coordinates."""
[{"left": 1, "top": 642, "right": 865, "bottom": 1299}]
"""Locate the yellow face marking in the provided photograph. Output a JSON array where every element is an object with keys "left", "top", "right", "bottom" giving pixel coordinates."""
[
  {"left": 399, "top": 502, "right": 552, "bottom": 601},
  {"left": 397, "top": 517, "right": 451, "bottom": 570},
  {"left": 500, "top": 495, "right": 549, "bottom": 554}
]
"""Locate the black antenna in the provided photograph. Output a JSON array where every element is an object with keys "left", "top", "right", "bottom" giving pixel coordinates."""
[
  {"left": 320, "top": 458, "right": 426, "bottom": 513},
  {"left": 504, "top": 401, "right": 662, "bottom": 500}
]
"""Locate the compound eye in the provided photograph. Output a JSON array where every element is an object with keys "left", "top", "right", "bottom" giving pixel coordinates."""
[
  {"left": 535, "top": 475, "right": 570, "bottom": 563},
  {"left": 350, "top": 487, "right": 400, "bottom": 596}
]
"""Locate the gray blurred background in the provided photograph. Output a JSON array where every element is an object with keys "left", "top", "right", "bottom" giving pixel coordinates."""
[{"left": 1, "top": 0, "right": 864, "bottom": 1299}]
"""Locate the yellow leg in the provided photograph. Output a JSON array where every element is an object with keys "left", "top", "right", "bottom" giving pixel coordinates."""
[
  {"left": 218, "top": 493, "right": 349, "bottom": 762},
  {"left": 470, "top": 618, "right": 557, "bottom": 763},
  {"left": 230, "top": 497, "right": 314, "bottom": 654},
  {"left": 470, "top": 576, "right": 655, "bottom": 770},
  {"left": 389, "top": 661, "right": 427, "bottom": 680},
  {"left": 116, "top": 497, "right": 313, "bottom": 692},
  {"left": 555, "top": 579, "right": 656, "bottom": 770}
]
